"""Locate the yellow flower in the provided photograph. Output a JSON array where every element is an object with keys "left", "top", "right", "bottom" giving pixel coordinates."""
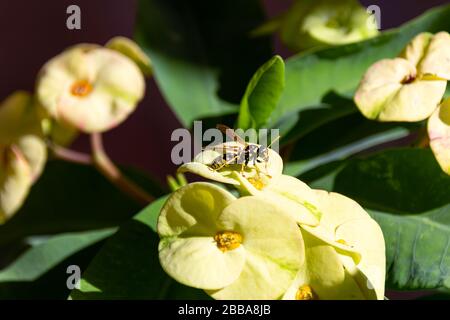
[
  {"left": 157, "top": 182, "right": 304, "bottom": 299},
  {"left": 290, "top": 190, "right": 386, "bottom": 300},
  {"left": 36, "top": 41, "right": 146, "bottom": 133},
  {"left": 279, "top": 0, "right": 378, "bottom": 51},
  {"left": 0, "top": 92, "right": 47, "bottom": 222},
  {"left": 354, "top": 32, "right": 450, "bottom": 122}
]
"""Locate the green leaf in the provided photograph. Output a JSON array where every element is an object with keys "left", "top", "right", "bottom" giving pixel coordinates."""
[
  {"left": 71, "top": 196, "right": 209, "bottom": 299},
  {"left": 237, "top": 55, "right": 285, "bottom": 130},
  {"left": 282, "top": 104, "right": 414, "bottom": 177},
  {"left": 273, "top": 4, "right": 450, "bottom": 124},
  {"left": 135, "top": 0, "right": 272, "bottom": 127},
  {"left": 0, "top": 160, "right": 163, "bottom": 247},
  {"left": 370, "top": 207, "right": 450, "bottom": 290},
  {"left": 284, "top": 127, "right": 410, "bottom": 177},
  {"left": 0, "top": 229, "right": 114, "bottom": 299},
  {"left": 278, "top": 93, "right": 357, "bottom": 145},
  {"left": 0, "top": 229, "right": 115, "bottom": 282}
]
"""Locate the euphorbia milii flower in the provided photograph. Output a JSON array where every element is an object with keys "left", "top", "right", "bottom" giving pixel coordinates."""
[
  {"left": 271, "top": 0, "right": 379, "bottom": 52},
  {"left": 0, "top": 91, "right": 47, "bottom": 222},
  {"left": 36, "top": 42, "right": 145, "bottom": 133},
  {"left": 294, "top": 190, "right": 386, "bottom": 300},
  {"left": 354, "top": 32, "right": 450, "bottom": 122},
  {"left": 157, "top": 182, "right": 304, "bottom": 299}
]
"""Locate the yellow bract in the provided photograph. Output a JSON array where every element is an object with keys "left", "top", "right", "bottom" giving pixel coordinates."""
[
  {"left": 157, "top": 183, "right": 304, "bottom": 298},
  {"left": 277, "top": 0, "right": 378, "bottom": 51},
  {"left": 355, "top": 32, "right": 450, "bottom": 122},
  {"left": 106, "top": 36, "right": 153, "bottom": 76},
  {"left": 0, "top": 92, "right": 47, "bottom": 222}
]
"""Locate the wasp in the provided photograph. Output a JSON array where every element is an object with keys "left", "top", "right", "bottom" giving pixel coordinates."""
[{"left": 208, "top": 124, "right": 279, "bottom": 177}]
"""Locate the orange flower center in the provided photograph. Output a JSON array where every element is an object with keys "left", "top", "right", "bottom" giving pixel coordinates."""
[
  {"left": 295, "top": 285, "right": 316, "bottom": 300},
  {"left": 214, "top": 231, "right": 243, "bottom": 252},
  {"left": 70, "top": 80, "right": 93, "bottom": 97}
]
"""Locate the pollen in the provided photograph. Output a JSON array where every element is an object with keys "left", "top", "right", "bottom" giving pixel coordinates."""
[
  {"left": 70, "top": 80, "right": 93, "bottom": 97},
  {"left": 336, "top": 239, "right": 348, "bottom": 245},
  {"left": 248, "top": 177, "right": 266, "bottom": 190},
  {"left": 214, "top": 231, "right": 243, "bottom": 252},
  {"left": 295, "top": 285, "right": 316, "bottom": 300}
]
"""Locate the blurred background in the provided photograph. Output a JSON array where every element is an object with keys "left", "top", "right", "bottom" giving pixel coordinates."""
[{"left": 0, "top": 0, "right": 447, "bottom": 183}]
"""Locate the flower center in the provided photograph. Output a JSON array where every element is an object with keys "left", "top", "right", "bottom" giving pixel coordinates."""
[
  {"left": 214, "top": 231, "right": 243, "bottom": 252},
  {"left": 70, "top": 80, "right": 93, "bottom": 97},
  {"left": 295, "top": 285, "right": 316, "bottom": 300},
  {"left": 401, "top": 74, "right": 416, "bottom": 84}
]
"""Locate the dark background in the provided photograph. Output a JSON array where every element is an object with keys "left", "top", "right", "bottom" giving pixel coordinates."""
[{"left": 0, "top": 0, "right": 447, "bottom": 183}]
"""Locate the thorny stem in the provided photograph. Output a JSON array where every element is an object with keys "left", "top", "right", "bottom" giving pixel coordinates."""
[
  {"left": 90, "top": 133, "right": 154, "bottom": 205},
  {"left": 49, "top": 142, "right": 92, "bottom": 165},
  {"left": 413, "top": 127, "right": 430, "bottom": 148}
]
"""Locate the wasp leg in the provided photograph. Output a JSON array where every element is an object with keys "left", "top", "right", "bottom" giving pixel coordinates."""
[{"left": 213, "top": 154, "right": 240, "bottom": 171}]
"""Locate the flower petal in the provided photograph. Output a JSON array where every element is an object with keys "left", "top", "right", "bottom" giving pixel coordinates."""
[
  {"left": 0, "top": 91, "right": 43, "bottom": 143},
  {"left": 418, "top": 31, "right": 450, "bottom": 80},
  {"left": 106, "top": 37, "right": 153, "bottom": 76},
  {"left": 208, "top": 250, "right": 297, "bottom": 300},
  {"left": 283, "top": 231, "right": 368, "bottom": 300},
  {"left": 157, "top": 182, "right": 236, "bottom": 237},
  {"left": 178, "top": 162, "right": 240, "bottom": 185},
  {"left": 355, "top": 58, "right": 446, "bottom": 121},
  {"left": 237, "top": 175, "right": 320, "bottom": 226},
  {"left": 159, "top": 237, "right": 245, "bottom": 290},
  {"left": 300, "top": 190, "right": 378, "bottom": 263},
  {"left": 336, "top": 218, "right": 386, "bottom": 299},
  {"left": 15, "top": 135, "right": 47, "bottom": 182},
  {"left": 210, "top": 196, "right": 304, "bottom": 299},
  {"left": 0, "top": 146, "right": 33, "bottom": 223},
  {"left": 429, "top": 99, "right": 450, "bottom": 174},
  {"left": 399, "top": 32, "right": 433, "bottom": 67}
]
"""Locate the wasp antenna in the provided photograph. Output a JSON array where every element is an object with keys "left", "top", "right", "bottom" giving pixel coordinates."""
[{"left": 267, "top": 135, "right": 281, "bottom": 148}]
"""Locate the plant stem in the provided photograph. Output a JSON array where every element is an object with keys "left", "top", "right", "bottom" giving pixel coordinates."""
[
  {"left": 90, "top": 133, "right": 154, "bottom": 205},
  {"left": 49, "top": 142, "right": 92, "bottom": 165}
]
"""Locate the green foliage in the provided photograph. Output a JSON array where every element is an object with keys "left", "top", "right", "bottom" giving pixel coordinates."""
[
  {"left": 135, "top": 0, "right": 272, "bottom": 127},
  {"left": 371, "top": 207, "right": 450, "bottom": 290},
  {"left": 237, "top": 56, "right": 285, "bottom": 130},
  {"left": 0, "top": 229, "right": 114, "bottom": 299}
]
